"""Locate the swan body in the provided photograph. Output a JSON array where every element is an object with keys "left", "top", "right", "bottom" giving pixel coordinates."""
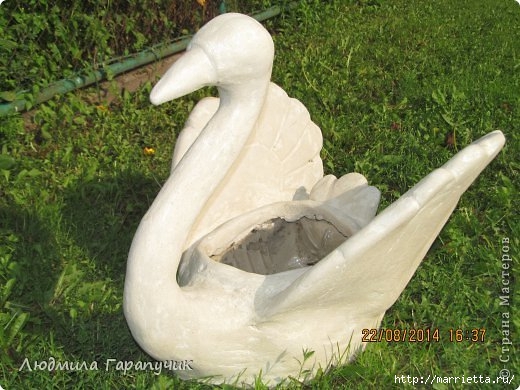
[{"left": 123, "top": 13, "right": 505, "bottom": 385}]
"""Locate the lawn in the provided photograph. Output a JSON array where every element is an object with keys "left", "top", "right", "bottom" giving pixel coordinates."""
[{"left": 1, "top": 0, "right": 518, "bottom": 388}]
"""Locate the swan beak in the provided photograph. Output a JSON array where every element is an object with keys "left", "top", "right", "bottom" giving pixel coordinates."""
[{"left": 150, "top": 46, "right": 217, "bottom": 105}]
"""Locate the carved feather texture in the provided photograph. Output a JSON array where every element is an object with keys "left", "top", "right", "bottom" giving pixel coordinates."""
[{"left": 179, "top": 82, "right": 324, "bottom": 244}]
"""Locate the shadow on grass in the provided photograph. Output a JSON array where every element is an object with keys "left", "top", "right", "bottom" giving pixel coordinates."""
[
  {"left": 55, "top": 170, "right": 159, "bottom": 359},
  {"left": 1, "top": 170, "right": 164, "bottom": 374},
  {"left": 0, "top": 203, "right": 61, "bottom": 366}
]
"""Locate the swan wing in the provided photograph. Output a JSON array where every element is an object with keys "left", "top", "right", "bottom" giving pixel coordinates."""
[
  {"left": 261, "top": 130, "right": 505, "bottom": 319},
  {"left": 188, "top": 82, "right": 324, "bottom": 243},
  {"left": 171, "top": 97, "right": 220, "bottom": 169}
]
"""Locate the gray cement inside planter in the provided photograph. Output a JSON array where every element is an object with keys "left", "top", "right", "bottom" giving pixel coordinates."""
[{"left": 212, "top": 217, "right": 348, "bottom": 275}]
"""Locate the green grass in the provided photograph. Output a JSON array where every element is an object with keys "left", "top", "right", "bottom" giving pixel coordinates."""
[{"left": 1, "top": 0, "right": 518, "bottom": 388}]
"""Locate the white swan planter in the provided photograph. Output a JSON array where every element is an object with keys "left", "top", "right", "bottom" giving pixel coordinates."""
[{"left": 123, "top": 13, "right": 505, "bottom": 385}]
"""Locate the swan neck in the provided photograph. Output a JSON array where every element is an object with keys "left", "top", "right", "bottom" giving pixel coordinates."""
[{"left": 125, "top": 79, "right": 269, "bottom": 301}]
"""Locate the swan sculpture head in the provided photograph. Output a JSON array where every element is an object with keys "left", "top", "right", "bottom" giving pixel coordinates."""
[
  {"left": 124, "top": 13, "right": 505, "bottom": 386},
  {"left": 150, "top": 13, "right": 274, "bottom": 105}
]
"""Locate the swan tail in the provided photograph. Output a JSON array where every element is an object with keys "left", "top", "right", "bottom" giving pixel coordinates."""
[{"left": 262, "top": 130, "right": 505, "bottom": 319}]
